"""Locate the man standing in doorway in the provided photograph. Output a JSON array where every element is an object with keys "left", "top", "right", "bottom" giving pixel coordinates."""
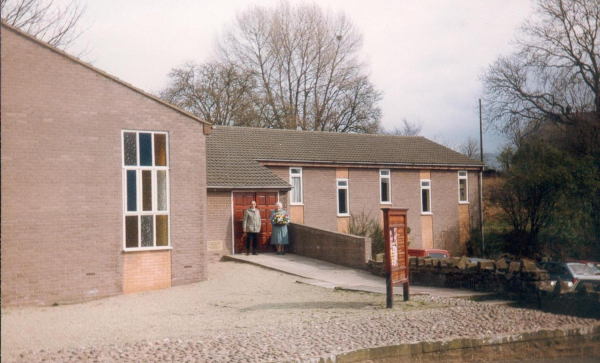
[{"left": 243, "top": 201, "right": 261, "bottom": 255}]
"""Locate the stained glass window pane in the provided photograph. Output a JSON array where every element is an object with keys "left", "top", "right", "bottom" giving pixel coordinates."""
[
  {"left": 124, "top": 132, "right": 137, "bottom": 166},
  {"left": 127, "top": 170, "right": 137, "bottom": 211},
  {"left": 338, "top": 189, "right": 348, "bottom": 214},
  {"left": 141, "top": 215, "right": 154, "bottom": 247},
  {"left": 381, "top": 178, "right": 390, "bottom": 202},
  {"left": 157, "top": 170, "right": 167, "bottom": 211},
  {"left": 156, "top": 215, "right": 169, "bottom": 246},
  {"left": 459, "top": 179, "right": 467, "bottom": 201},
  {"left": 142, "top": 170, "right": 152, "bottom": 211},
  {"left": 154, "top": 134, "right": 167, "bottom": 166},
  {"left": 139, "top": 133, "right": 152, "bottom": 166},
  {"left": 125, "top": 216, "right": 139, "bottom": 248}
]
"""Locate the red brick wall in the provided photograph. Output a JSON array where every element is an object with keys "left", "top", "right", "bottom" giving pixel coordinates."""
[
  {"left": 346, "top": 168, "right": 424, "bottom": 249},
  {"left": 123, "top": 250, "right": 172, "bottom": 294},
  {"left": 207, "top": 191, "right": 233, "bottom": 256},
  {"left": 288, "top": 223, "right": 371, "bottom": 269},
  {"left": 258, "top": 166, "right": 480, "bottom": 252},
  {"left": 1, "top": 26, "right": 207, "bottom": 306},
  {"left": 431, "top": 171, "right": 460, "bottom": 252},
  {"left": 206, "top": 189, "right": 288, "bottom": 257},
  {"left": 348, "top": 168, "right": 381, "bottom": 219},
  {"left": 390, "top": 170, "right": 423, "bottom": 248},
  {"left": 266, "top": 166, "right": 291, "bottom": 210},
  {"left": 303, "top": 168, "right": 338, "bottom": 231}
]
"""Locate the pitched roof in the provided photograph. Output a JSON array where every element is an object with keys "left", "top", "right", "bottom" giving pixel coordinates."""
[
  {"left": 1, "top": 21, "right": 210, "bottom": 126},
  {"left": 207, "top": 126, "right": 483, "bottom": 189}
]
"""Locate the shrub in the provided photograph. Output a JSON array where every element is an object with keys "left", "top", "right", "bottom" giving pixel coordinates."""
[
  {"left": 348, "top": 211, "right": 387, "bottom": 259},
  {"left": 347, "top": 211, "right": 374, "bottom": 237}
]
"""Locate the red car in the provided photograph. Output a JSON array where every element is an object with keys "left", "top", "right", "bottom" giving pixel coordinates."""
[{"left": 408, "top": 248, "right": 451, "bottom": 258}]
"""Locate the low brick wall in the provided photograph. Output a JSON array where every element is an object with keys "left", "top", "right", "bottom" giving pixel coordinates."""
[{"left": 288, "top": 223, "right": 371, "bottom": 270}]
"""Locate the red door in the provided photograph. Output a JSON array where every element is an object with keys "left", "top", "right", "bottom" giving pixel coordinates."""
[{"left": 233, "top": 192, "right": 278, "bottom": 254}]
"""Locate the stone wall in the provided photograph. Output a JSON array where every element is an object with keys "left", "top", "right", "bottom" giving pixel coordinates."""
[
  {"left": 288, "top": 223, "right": 371, "bottom": 270},
  {"left": 404, "top": 257, "right": 600, "bottom": 319}
]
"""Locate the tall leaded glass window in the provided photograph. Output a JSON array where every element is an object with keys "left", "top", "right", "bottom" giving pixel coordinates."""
[
  {"left": 122, "top": 131, "right": 170, "bottom": 250},
  {"left": 290, "top": 167, "right": 303, "bottom": 204}
]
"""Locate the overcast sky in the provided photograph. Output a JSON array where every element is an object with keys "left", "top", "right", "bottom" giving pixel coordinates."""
[{"left": 70, "top": 0, "right": 533, "bottom": 153}]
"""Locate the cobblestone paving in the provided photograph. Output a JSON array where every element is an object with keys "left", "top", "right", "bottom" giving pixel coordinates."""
[{"left": 8, "top": 296, "right": 598, "bottom": 363}]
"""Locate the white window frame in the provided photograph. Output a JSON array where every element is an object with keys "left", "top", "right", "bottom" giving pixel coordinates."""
[
  {"left": 420, "top": 179, "right": 432, "bottom": 215},
  {"left": 289, "top": 167, "right": 303, "bottom": 205},
  {"left": 380, "top": 169, "right": 392, "bottom": 204},
  {"left": 337, "top": 178, "right": 350, "bottom": 216},
  {"left": 122, "top": 130, "right": 172, "bottom": 252},
  {"left": 458, "top": 171, "right": 469, "bottom": 204}
]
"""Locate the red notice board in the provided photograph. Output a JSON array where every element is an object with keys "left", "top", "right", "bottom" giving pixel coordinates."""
[{"left": 383, "top": 208, "right": 409, "bottom": 285}]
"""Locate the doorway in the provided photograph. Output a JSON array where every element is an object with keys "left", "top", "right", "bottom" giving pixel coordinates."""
[{"left": 233, "top": 192, "right": 278, "bottom": 254}]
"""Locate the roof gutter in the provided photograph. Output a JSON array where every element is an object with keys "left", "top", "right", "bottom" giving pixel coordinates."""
[
  {"left": 256, "top": 159, "right": 484, "bottom": 169},
  {"left": 208, "top": 186, "right": 292, "bottom": 190}
]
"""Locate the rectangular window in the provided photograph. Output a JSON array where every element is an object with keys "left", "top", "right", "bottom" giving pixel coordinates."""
[
  {"left": 337, "top": 179, "right": 349, "bottom": 216},
  {"left": 290, "top": 167, "right": 303, "bottom": 204},
  {"left": 458, "top": 171, "right": 468, "bottom": 203},
  {"left": 122, "top": 131, "right": 170, "bottom": 250},
  {"left": 380, "top": 169, "right": 391, "bottom": 204},
  {"left": 421, "top": 180, "right": 431, "bottom": 214}
]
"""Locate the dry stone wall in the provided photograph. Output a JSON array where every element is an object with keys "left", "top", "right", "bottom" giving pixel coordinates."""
[{"left": 368, "top": 257, "right": 600, "bottom": 319}]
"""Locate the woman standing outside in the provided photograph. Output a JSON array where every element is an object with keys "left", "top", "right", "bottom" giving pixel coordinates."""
[{"left": 270, "top": 202, "right": 289, "bottom": 255}]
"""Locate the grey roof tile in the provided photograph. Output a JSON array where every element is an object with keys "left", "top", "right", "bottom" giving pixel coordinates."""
[{"left": 207, "top": 126, "right": 483, "bottom": 188}]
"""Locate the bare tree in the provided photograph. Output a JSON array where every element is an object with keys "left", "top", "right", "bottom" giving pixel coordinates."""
[
  {"left": 458, "top": 136, "right": 481, "bottom": 159},
  {"left": 380, "top": 118, "right": 423, "bottom": 136},
  {"left": 482, "top": 0, "right": 600, "bottom": 146},
  {"left": 432, "top": 133, "right": 456, "bottom": 150},
  {"left": 1, "top": 0, "right": 87, "bottom": 51},
  {"left": 160, "top": 61, "right": 258, "bottom": 127},
  {"left": 215, "top": 1, "right": 382, "bottom": 133}
]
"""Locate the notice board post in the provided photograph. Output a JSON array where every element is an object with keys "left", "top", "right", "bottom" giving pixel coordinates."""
[{"left": 382, "top": 208, "right": 409, "bottom": 308}]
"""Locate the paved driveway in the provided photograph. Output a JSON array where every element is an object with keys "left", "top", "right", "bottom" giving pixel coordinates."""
[{"left": 225, "top": 253, "right": 495, "bottom": 299}]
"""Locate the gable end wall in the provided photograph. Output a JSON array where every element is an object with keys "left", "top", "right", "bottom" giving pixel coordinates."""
[{"left": 1, "top": 28, "right": 207, "bottom": 306}]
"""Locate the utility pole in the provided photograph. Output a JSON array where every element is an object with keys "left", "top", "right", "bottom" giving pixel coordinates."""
[{"left": 479, "top": 99, "right": 485, "bottom": 255}]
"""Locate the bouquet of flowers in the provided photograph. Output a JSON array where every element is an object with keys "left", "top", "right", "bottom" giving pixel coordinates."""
[{"left": 273, "top": 212, "right": 290, "bottom": 225}]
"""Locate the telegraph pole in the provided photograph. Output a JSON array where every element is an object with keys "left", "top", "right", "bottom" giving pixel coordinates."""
[{"left": 479, "top": 99, "right": 485, "bottom": 254}]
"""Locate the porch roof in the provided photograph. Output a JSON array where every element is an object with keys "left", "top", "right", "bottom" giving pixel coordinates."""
[{"left": 206, "top": 126, "right": 483, "bottom": 189}]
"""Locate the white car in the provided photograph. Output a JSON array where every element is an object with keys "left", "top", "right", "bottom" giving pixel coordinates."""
[{"left": 538, "top": 262, "right": 600, "bottom": 291}]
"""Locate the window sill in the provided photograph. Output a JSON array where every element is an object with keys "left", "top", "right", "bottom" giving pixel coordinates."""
[
  {"left": 337, "top": 214, "right": 350, "bottom": 217},
  {"left": 421, "top": 212, "right": 433, "bottom": 216},
  {"left": 380, "top": 202, "right": 393, "bottom": 205},
  {"left": 290, "top": 203, "right": 304, "bottom": 206},
  {"left": 123, "top": 246, "right": 173, "bottom": 253},
  {"left": 459, "top": 201, "right": 470, "bottom": 205}
]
